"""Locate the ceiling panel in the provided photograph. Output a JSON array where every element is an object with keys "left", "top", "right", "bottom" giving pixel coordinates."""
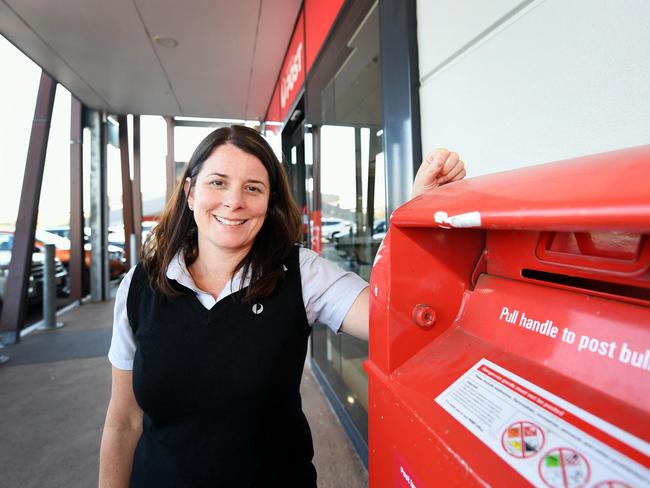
[
  {"left": 136, "top": 0, "right": 259, "bottom": 118},
  {"left": 0, "top": 0, "right": 302, "bottom": 119},
  {"left": 3, "top": 0, "right": 179, "bottom": 115},
  {"left": 0, "top": 0, "right": 109, "bottom": 109},
  {"left": 246, "top": 0, "right": 302, "bottom": 119}
]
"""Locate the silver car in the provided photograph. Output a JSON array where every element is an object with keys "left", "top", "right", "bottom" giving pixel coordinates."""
[{"left": 0, "top": 232, "right": 68, "bottom": 308}]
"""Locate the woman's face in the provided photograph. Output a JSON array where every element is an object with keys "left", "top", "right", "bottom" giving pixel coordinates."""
[{"left": 185, "top": 143, "right": 270, "bottom": 256}]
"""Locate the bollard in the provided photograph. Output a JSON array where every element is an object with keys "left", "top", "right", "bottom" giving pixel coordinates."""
[
  {"left": 41, "top": 244, "right": 63, "bottom": 330},
  {"left": 0, "top": 341, "right": 9, "bottom": 365},
  {"left": 130, "top": 233, "right": 138, "bottom": 267}
]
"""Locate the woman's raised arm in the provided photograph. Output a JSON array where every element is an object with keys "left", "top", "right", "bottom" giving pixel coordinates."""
[{"left": 339, "top": 149, "right": 466, "bottom": 341}]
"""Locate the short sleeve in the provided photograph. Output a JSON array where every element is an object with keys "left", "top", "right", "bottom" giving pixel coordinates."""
[
  {"left": 107, "top": 266, "right": 137, "bottom": 370},
  {"left": 299, "top": 248, "right": 369, "bottom": 332}
]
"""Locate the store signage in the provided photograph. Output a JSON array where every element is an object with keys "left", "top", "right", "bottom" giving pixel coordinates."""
[
  {"left": 275, "top": 11, "right": 305, "bottom": 121},
  {"left": 266, "top": 2, "right": 344, "bottom": 124},
  {"left": 281, "top": 41, "right": 303, "bottom": 109}
]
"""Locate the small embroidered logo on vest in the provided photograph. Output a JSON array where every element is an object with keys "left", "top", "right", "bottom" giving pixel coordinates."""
[{"left": 252, "top": 303, "right": 264, "bottom": 315}]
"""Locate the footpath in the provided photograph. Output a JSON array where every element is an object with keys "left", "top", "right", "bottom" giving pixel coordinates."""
[{"left": 0, "top": 297, "right": 367, "bottom": 488}]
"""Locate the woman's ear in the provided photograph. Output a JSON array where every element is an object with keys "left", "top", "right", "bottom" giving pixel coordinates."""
[{"left": 184, "top": 177, "right": 194, "bottom": 210}]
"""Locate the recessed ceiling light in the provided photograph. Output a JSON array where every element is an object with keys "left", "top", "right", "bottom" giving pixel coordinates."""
[{"left": 153, "top": 35, "right": 178, "bottom": 48}]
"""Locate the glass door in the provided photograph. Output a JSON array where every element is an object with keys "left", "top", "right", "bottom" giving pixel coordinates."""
[{"left": 305, "top": 0, "right": 382, "bottom": 446}]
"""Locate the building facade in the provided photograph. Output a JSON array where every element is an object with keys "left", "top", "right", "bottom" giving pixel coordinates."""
[{"left": 263, "top": 0, "right": 650, "bottom": 463}]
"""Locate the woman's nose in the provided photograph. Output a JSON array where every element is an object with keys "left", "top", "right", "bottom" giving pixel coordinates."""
[{"left": 222, "top": 188, "right": 244, "bottom": 209}]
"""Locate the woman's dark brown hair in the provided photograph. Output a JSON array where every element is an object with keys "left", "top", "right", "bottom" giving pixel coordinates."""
[{"left": 141, "top": 125, "right": 302, "bottom": 302}]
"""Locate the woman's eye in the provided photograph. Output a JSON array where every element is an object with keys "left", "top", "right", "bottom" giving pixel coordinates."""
[
  {"left": 246, "top": 186, "right": 262, "bottom": 193},
  {"left": 209, "top": 180, "right": 224, "bottom": 187}
]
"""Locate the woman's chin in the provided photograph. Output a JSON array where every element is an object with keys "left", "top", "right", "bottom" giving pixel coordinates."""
[{"left": 201, "top": 236, "right": 254, "bottom": 254}]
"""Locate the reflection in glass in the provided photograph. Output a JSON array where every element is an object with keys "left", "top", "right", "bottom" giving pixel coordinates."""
[
  {"left": 309, "top": 0, "right": 382, "bottom": 447},
  {"left": 320, "top": 126, "right": 385, "bottom": 282}
]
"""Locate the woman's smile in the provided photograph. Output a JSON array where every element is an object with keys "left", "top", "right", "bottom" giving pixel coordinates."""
[{"left": 213, "top": 215, "right": 247, "bottom": 226}]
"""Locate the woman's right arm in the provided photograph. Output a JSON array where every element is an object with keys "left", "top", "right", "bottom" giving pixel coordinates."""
[{"left": 98, "top": 366, "right": 143, "bottom": 488}]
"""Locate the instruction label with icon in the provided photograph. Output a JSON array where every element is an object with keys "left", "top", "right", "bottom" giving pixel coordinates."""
[{"left": 434, "top": 359, "right": 649, "bottom": 487}]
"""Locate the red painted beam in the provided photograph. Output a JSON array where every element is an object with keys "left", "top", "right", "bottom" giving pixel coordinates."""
[{"left": 117, "top": 115, "right": 135, "bottom": 267}]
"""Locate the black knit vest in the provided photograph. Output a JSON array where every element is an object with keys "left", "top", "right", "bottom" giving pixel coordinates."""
[{"left": 126, "top": 247, "right": 316, "bottom": 487}]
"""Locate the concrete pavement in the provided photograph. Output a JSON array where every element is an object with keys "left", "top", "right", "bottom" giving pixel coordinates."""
[{"left": 0, "top": 299, "right": 367, "bottom": 487}]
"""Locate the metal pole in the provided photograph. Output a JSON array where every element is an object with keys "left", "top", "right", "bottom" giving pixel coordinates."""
[
  {"left": 0, "top": 342, "right": 9, "bottom": 365},
  {"left": 89, "top": 110, "right": 109, "bottom": 301},
  {"left": 41, "top": 244, "right": 63, "bottom": 329},
  {"left": 129, "top": 233, "right": 138, "bottom": 267},
  {"left": 133, "top": 115, "right": 143, "bottom": 251},
  {"left": 69, "top": 97, "right": 84, "bottom": 302}
]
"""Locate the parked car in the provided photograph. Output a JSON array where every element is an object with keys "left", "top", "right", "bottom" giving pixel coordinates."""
[
  {"left": 141, "top": 220, "right": 158, "bottom": 245},
  {"left": 35, "top": 229, "right": 127, "bottom": 279},
  {"left": 0, "top": 230, "right": 68, "bottom": 309},
  {"left": 320, "top": 217, "right": 352, "bottom": 242},
  {"left": 334, "top": 219, "right": 387, "bottom": 264},
  {"left": 46, "top": 223, "right": 155, "bottom": 258},
  {"left": 45, "top": 225, "right": 122, "bottom": 249},
  {"left": 43, "top": 225, "right": 82, "bottom": 241}
]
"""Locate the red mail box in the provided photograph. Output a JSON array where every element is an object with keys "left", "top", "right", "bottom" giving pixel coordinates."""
[{"left": 366, "top": 147, "right": 650, "bottom": 487}]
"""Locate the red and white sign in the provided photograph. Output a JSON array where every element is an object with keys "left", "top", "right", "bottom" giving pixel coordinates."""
[
  {"left": 265, "top": 1, "right": 344, "bottom": 125},
  {"left": 435, "top": 359, "right": 650, "bottom": 487},
  {"left": 502, "top": 421, "right": 545, "bottom": 459},
  {"left": 592, "top": 481, "right": 632, "bottom": 487},
  {"left": 280, "top": 41, "right": 303, "bottom": 109},
  {"left": 277, "top": 11, "right": 305, "bottom": 121},
  {"left": 538, "top": 447, "right": 590, "bottom": 488}
]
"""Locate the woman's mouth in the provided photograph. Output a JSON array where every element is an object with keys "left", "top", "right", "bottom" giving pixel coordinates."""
[{"left": 214, "top": 215, "right": 247, "bottom": 226}]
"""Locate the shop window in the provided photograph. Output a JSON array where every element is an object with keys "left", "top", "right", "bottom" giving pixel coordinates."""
[{"left": 307, "top": 0, "right": 381, "bottom": 446}]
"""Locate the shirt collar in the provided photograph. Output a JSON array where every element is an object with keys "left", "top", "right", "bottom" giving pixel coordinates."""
[{"left": 166, "top": 251, "right": 252, "bottom": 299}]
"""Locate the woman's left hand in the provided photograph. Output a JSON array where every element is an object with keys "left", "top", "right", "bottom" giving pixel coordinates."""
[
  {"left": 343, "top": 148, "right": 468, "bottom": 342},
  {"left": 411, "top": 149, "right": 466, "bottom": 199}
]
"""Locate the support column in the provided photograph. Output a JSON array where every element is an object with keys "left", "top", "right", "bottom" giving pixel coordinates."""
[
  {"left": 165, "top": 116, "right": 176, "bottom": 202},
  {"left": 89, "top": 110, "right": 109, "bottom": 302},
  {"left": 132, "top": 115, "right": 143, "bottom": 249},
  {"left": 366, "top": 129, "right": 378, "bottom": 230},
  {"left": 379, "top": 0, "right": 422, "bottom": 217},
  {"left": 69, "top": 96, "right": 85, "bottom": 302},
  {"left": 354, "top": 127, "right": 364, "bottom": 234},
  {"left": 0, "top": 71, "right": 56, "bottom": 344},
  {"left": 117, "top": 115, "right": 135, "bottom": 267}
]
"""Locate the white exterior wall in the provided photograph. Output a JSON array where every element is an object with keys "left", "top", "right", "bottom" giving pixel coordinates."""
[{"left": 417, "top": 0, "right": 650, "bottom": 176}]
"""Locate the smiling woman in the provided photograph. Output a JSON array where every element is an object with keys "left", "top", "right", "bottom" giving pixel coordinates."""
[
  {"left": 99, "top": 125, "right": 367, "bottom": 487},
  {"left": 99, "top": 124, "right": 465, "bottom": 487}
]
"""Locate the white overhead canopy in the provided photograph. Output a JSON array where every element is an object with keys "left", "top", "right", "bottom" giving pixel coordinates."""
[{"left": 0, "top": 0, "right": 302, "bottom": 119}]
